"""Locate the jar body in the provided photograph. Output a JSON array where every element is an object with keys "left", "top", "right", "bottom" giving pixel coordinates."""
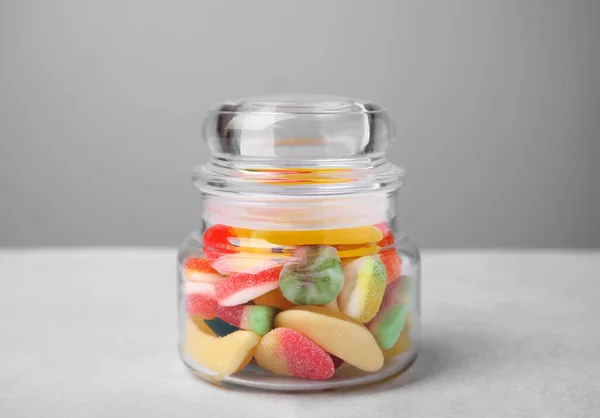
[{"left": 177, "top": 192, "right": 421, "bottom": 391}]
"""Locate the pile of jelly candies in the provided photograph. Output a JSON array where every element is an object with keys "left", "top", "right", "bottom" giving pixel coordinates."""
[{"left": 182, "top": 223, "right": 414, "bottom": 382}]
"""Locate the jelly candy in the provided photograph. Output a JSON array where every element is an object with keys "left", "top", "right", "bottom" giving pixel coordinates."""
[
  {"left": 338, "top": 255, "right": 386, "bottom": 323},
  {"left": 185, "top": 317, "right": 260, "bottom": 382},
  {"left": 204, "top": 317, "right": 240, "bottom": 337},
  {"left": 255, "top": 328, "right": 335, "bottom": 380},
  {"left": 379, "top": 275, "right": 411, "bottom": 311},
  {"left": 212, "top": 253, "right": 285, "bottom": 276},
  {"left": 183, "top": 257, "right": 221, "bottom": 284},
  {"left": 215, "top": 265, "right": 283, "bottom": 306},
  {"left": 382, "top": 317, "right": 413, "bottom": 358},
  {"left": 375, "top": 222, "right": 395, "bottom": 248},
  {"left": 367, "top": 304, "right": 409, "bottom": 349},
  {"left": 377, "top": 249, "right": 402, "bottom": 284},
  {"left": 203, "top": 224, "right": 239, "bottom": 254},
  {"left": 331, "top": 355, "right": 344, "bottom": 370},
  {"left": 191, "top": 315, "right": 216, "bottom": 336},
  {"left": 251, "top": 226, "right": 383, "bottom": 246},
  {"left": 279, "top": 246, "right": 344, "bottom": 305},
  {"left": 366, "top": 276, "right": 411, "bottom": 348},
  {"left": 229, "top": 237, "right": 294, "bottom": 254},
  {"left": 216, "top": 305, "right": 276, "bottom": 336},
  {"left": 336, "top": 244, "right": 380, "bottom": 259},
  {"left": 324, "top": 299, "right": 340, "bottom": 312},
  {"left": 253, "top": 288, "right": 295, "bottom": 310},
  {"left": 274, "top": 306, "right": 384, "bottom": 372},
  {"left": 185, "top": 282, "right": 218, "bottom": 319}
]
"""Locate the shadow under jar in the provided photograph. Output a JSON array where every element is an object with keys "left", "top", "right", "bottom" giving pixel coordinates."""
[{"left": 178, "top": 95, "right": 421, "bottom": 391}]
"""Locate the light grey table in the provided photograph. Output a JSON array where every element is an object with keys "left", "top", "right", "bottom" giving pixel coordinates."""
[{"left": 1, "top": 249, "right": 598, "bottom": 417}]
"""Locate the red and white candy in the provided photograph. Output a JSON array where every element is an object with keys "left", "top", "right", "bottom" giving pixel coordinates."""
[
  {"left": 215, "top": 265, "right": 283, "bottom": 306},
  {"left": 183, "top": 258, "right": 222, "bottom": 284},
  {"left": 185, "top": 282, "right": 218, "bottom": 319},
  {"left": 254, "top": 327, "right": 335, "bottom": 380}
]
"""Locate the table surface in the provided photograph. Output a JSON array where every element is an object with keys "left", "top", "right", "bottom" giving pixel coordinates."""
[{"left": 1, "top": 249, "right": 599, "bottom": 417}]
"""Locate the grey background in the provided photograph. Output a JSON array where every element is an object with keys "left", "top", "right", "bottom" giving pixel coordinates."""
[{"left": 1, "top": 0, "right": 599, "bottom": 248}]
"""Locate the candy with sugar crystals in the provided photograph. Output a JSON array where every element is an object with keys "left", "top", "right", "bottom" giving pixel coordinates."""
[
  {"left": 183, "top": 258, "right": 221, "bottom": 284},
  {"left": 255, "top": 328, "right": 335, "bottom": 380},
  {"left": 338, "top": 255, "right": 387, "bottom": 323},
  {"left": 216, "top": 305, "right": 276, "bottom": 336},
  {"left": 185, "top": 282, "right": 218, "bottom": 319},
  {"left": 375, "top": 222, "right": 394, "bottom": 248},
  {"left": 279, "top": 245, "right": 344, "bottom": 305},
  {"left": 203, "top": 224, "right": 252, "bottom": 252},
  {"left": 212, "top": 253, "right": 285, "bottom": 276},
  {"left": 185, "top": 316, "right": 259, "bottom": 382},
  {"left": 275, "top": 306, "right": 384, "bottom": 372},
  {"left": 215, "top": 265, "right": 283, "bottom": 306},
  {"left": 377, "top": 249, "right": 402, "bottom": 284}
]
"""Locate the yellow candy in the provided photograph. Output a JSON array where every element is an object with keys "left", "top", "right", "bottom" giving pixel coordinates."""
[
  {"left": 338, "top": 256, "right": 387, "bottom": 323},
  {"left": 191, "top": 315, "right": 216, "bottom": 336},
  {"left": 252, "top": 226, "right": 383, "bottom": 246},
  {"left": 336, "top": 244, "right": 380, "bottom": 259},
  {"left": 185, "top": 317, "right": 260, "bottom": 382},
  {"left": 274, "top": 306, "right": 384, "bottom": 372}
]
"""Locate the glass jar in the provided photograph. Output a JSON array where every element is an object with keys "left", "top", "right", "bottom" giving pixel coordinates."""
[{"left": 178, "top": 95, "right": 421, "bottom": 391}]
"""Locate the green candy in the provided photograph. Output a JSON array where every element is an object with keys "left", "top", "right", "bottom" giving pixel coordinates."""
[
  {"left": 278, "top": 245, "right": 344, "bottom": 305},
  {"left": 368, "top": 304, "right": 409, "bottom": 350}
]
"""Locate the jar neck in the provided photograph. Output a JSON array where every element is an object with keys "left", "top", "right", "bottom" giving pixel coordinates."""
[
  {"left": 201, "top": 191, "right": 399, "bottom": 231},
  {"left": 194, "top": 155, "right": 406, "bottom": 198}
]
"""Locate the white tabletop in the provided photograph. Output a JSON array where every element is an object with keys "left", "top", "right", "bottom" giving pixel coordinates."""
[{"left": 1, "top": 249, "right": 598, "bottom": 417}]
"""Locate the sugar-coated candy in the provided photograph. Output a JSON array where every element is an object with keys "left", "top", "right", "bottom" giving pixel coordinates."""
[
  {"left": 255, "top": 328, "right": 335, "bottom": 380},
  {"left": 204, "top": 317, "right": 240, "bottom": 337},
  {"left": 216, "top": 305, "right": 276, "bottom": 336},
  {"left": 338, "top": 255, "right": 387, "bottom": 323},
  {"left": 212, "top": 253, "right": 285, "bottom": 276},
  {"left": 251, "top": 226, "right": 383, "bottom": 247},
  {"left": 377, "top": 249, "right": 402, "bottom": 284},
  {"left": 367, "top": 304, "right": 409, "bottom": 349},
  {"left": 375, "top": 222, "right": 395, "bottom": 248},
  {"left": 185, "top": 316, "right": 260, "bottom": 382},
  {"left": 185, "top": 282, "right": 218, "bottom": 319},
  {"left": 203, "top": 224, "right": 239, "bottom": 254},
  {"left": 183, "top": 257, "right": 222, "bottom": 284},
  {"left": 253, "top": 288, "right": 295, "bottom": 310},
  {"left": 215, "top": 265, "right": 283, "bottom": 306},
  {"left": 279, "top": 246, "right": 344, "bottom": 305},
  {"left": 275, "top": 306, "right": 384, "bottom": 372}
]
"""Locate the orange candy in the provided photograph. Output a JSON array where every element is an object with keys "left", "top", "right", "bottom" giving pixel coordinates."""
[
  {"left": 378, "top": 249, "right": 402, "bottom": 284},
  {"left": 253, "top": 288, "right": 296, "bottom": 310}
]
